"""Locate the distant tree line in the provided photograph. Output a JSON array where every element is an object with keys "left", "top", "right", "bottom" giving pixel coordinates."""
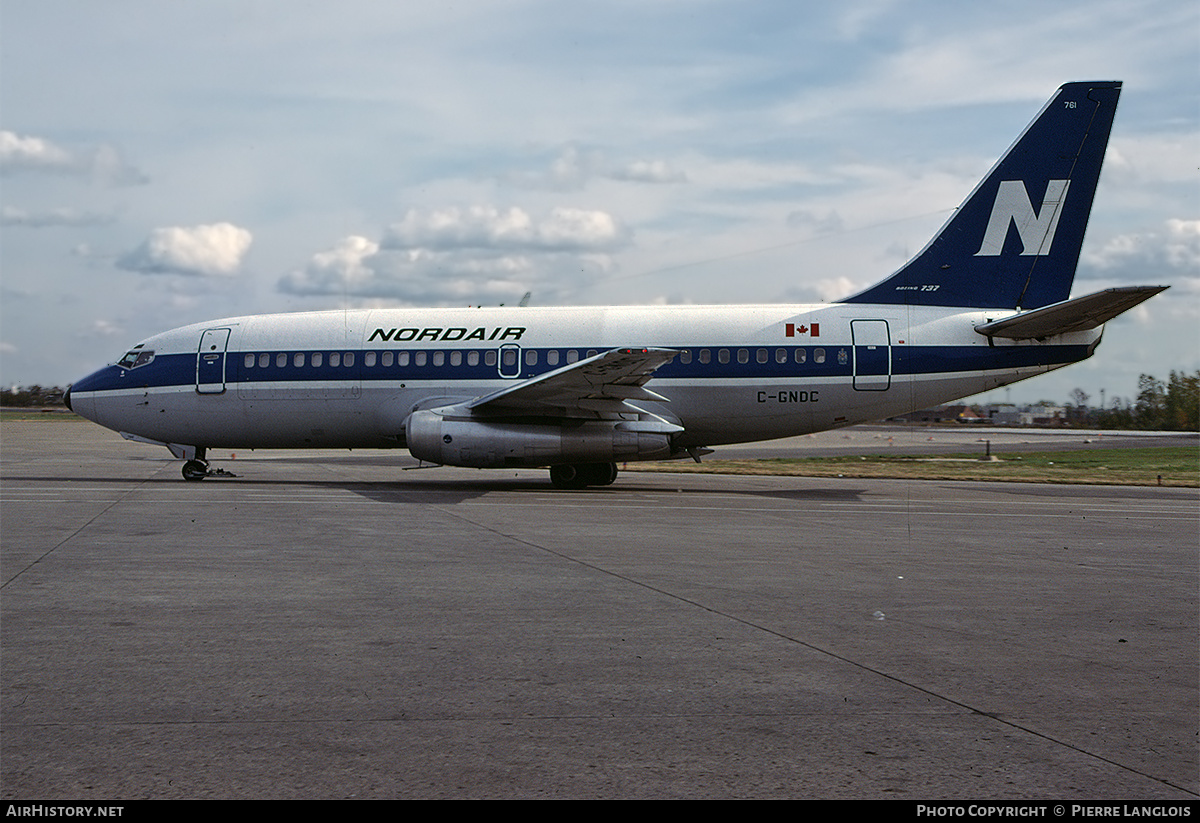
[
  {"left": 1, "top": 386, "right": 67, "bottom": 407},
  {"left": 1091, "top": 371, "right": 1199, "bottom": 431}
]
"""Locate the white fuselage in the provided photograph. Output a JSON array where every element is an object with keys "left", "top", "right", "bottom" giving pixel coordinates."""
[{"left": 68, "top": 302, "right": 1099, "bottom": 455}]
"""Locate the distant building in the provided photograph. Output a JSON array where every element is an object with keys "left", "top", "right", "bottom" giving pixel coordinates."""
[
  {"left": 1026, "top": 404, "right": 1067, "bottom": 426},
  {"left": 898, "top": 403, "right": 1065, "bottom": 426},
  {"left": 906, "top": 404, "right": 984, "bottom": 423},
  {"left": 981, "top": 404, "right": 1022, "bottom": 425}
]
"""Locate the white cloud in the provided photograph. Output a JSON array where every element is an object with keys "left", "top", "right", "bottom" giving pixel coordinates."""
[
  {"left": 1083, "top": 218, "right": 1200, "bottom": 276},
  {"left": 118, "top": 223, "right": 253, "bottom": 277},
  {"left": 1164, "top": 219, "right": 1200, "bottom": 269},
  {"left": 606, "top": 159, "right": 688, "bottom": 184},
  {"left": 504, "top": 146, "right": 690, "bottom": 190},
  {"left": 0, "top": 130, "right": 147, "bottom": 185},
  {"left": 0, "top": 131, "right": 76, "bottom": 172},
  {"left": 308, "top": 235, "right": 380, "bottom": 281},
  {"left": 785, "top": 209, "right": 845, "bottom": 236},
  {"left": 382, "top": 205, "right": 629, "bottom": 252},
  {"left": 813, "top": 276, "right": 859, "bottom": 302},
  {"left": 279, "top": 209, "right": 624, "bottom": 305},
  {"left": 1, "top": 206, "right": 115, "bottom": 227},
  {"left": 277, "top": 235, "right": 380, "bottom": 295},
  {"left": 89, "top": 319, "right": 124, "bottom": 338},
  {"left": 1103, "top": 134, "right": 1198, "bottom": 194},
  {"left": 88, "top": 144, "right": 149, "bottom": 187},
  {"left": 1078, "top": 219, "right": 1200, "bottom": 326}
]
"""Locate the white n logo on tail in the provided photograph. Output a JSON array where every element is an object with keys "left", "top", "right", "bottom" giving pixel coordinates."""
[{"left": 975, "top": 179, "right": 1070, "bottom": 256}]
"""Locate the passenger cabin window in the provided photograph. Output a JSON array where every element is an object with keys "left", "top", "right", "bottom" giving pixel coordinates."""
[
  {"left": 276, "top": 353, "right": 287, "bottom": 368},
  {"left": 364, "top": 352, "right": 376, "bottom": 367},
  {"left": 382, "top": 351, "right": 394, "bottom": 367},
  {"left": 814, "top": 348, "right": 825, "bottom": 364},
  {"left": 244, "top": 353, "right": 255, "bottom": 368},
  {"left": 330, "top": 353, "right": 341, "bottom": 368},
  {"left": 312, "top": 352, "right": 323, "bottom": 367},
  {"left": 259, "top": 353, "right": 269, "bottom": 368}
]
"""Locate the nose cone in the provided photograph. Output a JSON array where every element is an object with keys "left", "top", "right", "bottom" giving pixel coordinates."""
[{"left": 65, "top": 366, "right": 115, "bottom": 423}]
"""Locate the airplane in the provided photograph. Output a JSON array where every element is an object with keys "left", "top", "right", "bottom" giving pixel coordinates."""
[{"left": 66, "top": 81, "right": 1166, "bottom": 488}]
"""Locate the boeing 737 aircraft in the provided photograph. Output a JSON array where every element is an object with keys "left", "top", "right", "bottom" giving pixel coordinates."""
[{"left": 67, "top": 81, "right": 1166, "bottom": 487}]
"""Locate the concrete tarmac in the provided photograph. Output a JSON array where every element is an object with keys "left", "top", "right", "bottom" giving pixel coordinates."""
[
  {"left": 707, "top": 424, "right": 1200, "bottom": 460},
  {"left": 2, "top": 419, "right": 1197, "bottom": 799}
]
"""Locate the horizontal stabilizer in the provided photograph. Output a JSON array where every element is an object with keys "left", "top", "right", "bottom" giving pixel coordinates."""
[{"left": 974, "top": 286, "right": 1168, "bottom": 340}]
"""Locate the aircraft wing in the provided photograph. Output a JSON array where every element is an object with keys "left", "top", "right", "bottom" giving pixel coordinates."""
[
  {"left": 974, "top": 286, "right": 1168, "bottom": 340},
  {"left": 466, "top": 347, "right": 679, "bottom": 416}
]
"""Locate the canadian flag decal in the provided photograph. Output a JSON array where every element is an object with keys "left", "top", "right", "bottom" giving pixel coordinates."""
[{"left": 785, "top": 322, "right": 819, "bottom": 338}]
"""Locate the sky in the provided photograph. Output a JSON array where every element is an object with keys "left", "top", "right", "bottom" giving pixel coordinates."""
[{"left": 1, "top": 0, "right": 1196, "bottom": 408}]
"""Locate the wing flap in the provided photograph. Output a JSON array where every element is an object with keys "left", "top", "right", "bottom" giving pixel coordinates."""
[{"left": 466, "top": 347, "right": 678, "bottom": 416}]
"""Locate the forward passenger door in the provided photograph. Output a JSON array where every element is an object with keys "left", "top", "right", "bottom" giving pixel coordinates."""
[{"left": 196, "top": 328, "right": 231, "bottom": 394}]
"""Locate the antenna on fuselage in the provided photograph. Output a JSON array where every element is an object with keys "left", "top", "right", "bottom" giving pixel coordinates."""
[{"left": 499, "top": 292, "right": 532, "bottom": 307}]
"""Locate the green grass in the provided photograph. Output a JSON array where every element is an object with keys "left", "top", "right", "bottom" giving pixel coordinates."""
[
  {"left": 0, "top": 408, "right": 81, "bottom": 421},
  {"left": 626, "top": 446, "right": 1199, "bottom": 487}
]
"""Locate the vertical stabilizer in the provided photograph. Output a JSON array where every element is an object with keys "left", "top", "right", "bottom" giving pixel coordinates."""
[{"left": 843, "top": 81, "right": 1121, "bottom": 309}]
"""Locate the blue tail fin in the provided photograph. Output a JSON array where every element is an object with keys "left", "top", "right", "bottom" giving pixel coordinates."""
[{"left": 844, "top": 81, "right": 1121, "bottom": 310}]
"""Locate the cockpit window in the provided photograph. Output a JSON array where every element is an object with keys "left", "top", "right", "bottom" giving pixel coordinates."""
[{"left": 117, "top": 346, "right": 155, "bottom": 370}]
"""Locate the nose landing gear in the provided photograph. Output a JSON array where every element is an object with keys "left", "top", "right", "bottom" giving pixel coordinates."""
[
  {"left": 182, "top": 459, "right": 209, "bottom": 481},
  {"left": 180, "top": 447, "right": 237, "bottom": 481}
]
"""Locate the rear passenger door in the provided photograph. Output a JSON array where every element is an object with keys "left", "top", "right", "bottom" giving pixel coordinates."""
[{"left": 851, "top": 319, "right": 891, "bottom": 391}]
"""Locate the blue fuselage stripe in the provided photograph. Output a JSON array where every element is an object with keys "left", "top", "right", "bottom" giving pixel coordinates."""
[{"left": 72, "top": 344, "right": 1090, "bottom": 394}]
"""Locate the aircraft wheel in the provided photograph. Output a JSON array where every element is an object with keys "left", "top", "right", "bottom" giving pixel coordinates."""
[
  {"left": 590, "top": 462, "right": 618, "bottom": 486},
  {"left": 549, "top": 464, "right": 586, "bottom": 490},
  {"left": 182, "top": 460, "right": 209, "bottom": 481},
  {"left": 550, "top": 462, "right": 618, "bottom": 488}
]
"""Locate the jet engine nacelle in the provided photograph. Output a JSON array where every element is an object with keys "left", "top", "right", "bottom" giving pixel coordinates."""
[{"left": 405, "top": 408, "right": 675, "bottom": 468}]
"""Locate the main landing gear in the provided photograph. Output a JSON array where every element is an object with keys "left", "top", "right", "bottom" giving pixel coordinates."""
[{"left": 549, "top": 462, "right": 619, "bottom": 490}]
